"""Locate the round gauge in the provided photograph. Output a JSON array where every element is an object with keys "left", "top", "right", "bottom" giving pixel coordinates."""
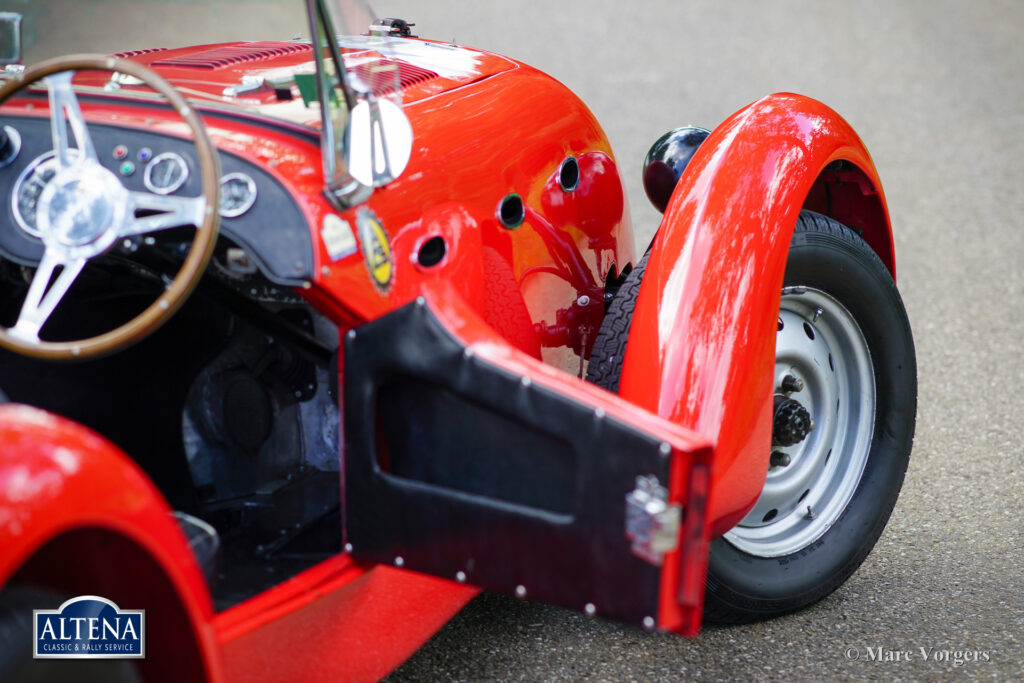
[
  {"left": 11, "top": 149, "right": 81, "bottom": 238},
  {"left": 143, "top": 152, "right": 189, "bottom": 195},
  {"left": 218, "top": 172, "right": 258, "bottom": 218}
]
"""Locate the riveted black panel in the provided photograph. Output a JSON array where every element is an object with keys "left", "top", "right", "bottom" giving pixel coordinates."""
[{"left": 344, "top": 301, "right": 671, "bottom": 626}]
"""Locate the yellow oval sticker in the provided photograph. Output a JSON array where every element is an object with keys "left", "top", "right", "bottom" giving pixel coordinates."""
[{"left": 358, "top": 209, "right": 393, "bottom": 292}]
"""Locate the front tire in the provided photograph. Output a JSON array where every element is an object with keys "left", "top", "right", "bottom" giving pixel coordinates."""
[{"left": 587, "top": 211, "right": 916, "bottom": 622}]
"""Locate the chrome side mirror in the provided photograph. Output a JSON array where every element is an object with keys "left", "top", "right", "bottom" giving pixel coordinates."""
[
  {"left": 346, "top": 96, "right": 412, "bottom": 188},
  {"left": 0, "top": 13, "right": 22, "bottom": 66}
]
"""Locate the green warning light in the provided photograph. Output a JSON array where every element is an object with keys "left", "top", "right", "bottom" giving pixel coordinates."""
[{"left": 119, "top": 161, "right": 136, "bottom": 176}]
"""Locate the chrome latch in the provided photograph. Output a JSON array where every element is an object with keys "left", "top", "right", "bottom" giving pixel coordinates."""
[
  {"left": 223, "top": 75, "right": 266, "bottom": 97},
  {"left": 625, "top": 475, "right": 681, "bottom": 566}
]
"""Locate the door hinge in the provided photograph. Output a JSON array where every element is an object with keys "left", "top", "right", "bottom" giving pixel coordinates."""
[{"left": 625, "top": 475, "right": 681, "bottom": 566}]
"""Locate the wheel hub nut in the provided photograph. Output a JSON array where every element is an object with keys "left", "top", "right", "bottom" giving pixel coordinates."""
[
  {"left": 770, "top": 450, "right": 791, "bottom": 468},
  {"left": 781, "top": 373, "right": 804, "bottom": 393},
  {"left": 773, "top": 395, "right": 813, "bottom": 446}
]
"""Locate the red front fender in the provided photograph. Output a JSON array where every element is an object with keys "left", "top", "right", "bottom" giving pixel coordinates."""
[
  {"left": 0, "top": 404, "right": 220, "bottom": 681},
  {"left": 620, "top": 93, "right": 894, "bottom": 536}
]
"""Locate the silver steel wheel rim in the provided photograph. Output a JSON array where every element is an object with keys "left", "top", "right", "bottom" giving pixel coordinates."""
[{"left": 724, "top": 286, "right": 875, "bottom": 558}]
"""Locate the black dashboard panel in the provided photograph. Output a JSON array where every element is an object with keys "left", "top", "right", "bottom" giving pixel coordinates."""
[{"left": 0, "top": 115, "right": 314, "bottom": 286}]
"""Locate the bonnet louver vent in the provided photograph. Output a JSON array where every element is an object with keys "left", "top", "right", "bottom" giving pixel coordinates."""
[
  {"left": 348, "top": 60, "right": 439, "bottom": 95},
  {"left": 152, "top": 42, "right": 312, "bottom": 70},
  {"left": 111, "top": 48, "right": 169, "bottom": 59}
]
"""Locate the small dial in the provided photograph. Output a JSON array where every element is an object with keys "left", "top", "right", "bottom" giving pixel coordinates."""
[
  {"left": 219, "top": 172, "right": 258, "bottom": 218},
  {"left": 143, "top": 152, "right": 188, "bottom": 195},
  {"left": 11, "top": 150, "right": 80, "bottom": 238}
]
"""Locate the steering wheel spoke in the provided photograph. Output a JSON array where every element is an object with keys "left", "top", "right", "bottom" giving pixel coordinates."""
[
  {"left": 8, "top": 249, "right": 87, "bottom": 342},
  {"left": 45, "top": 71, "right": 98, "bottom": 168},
  {"left": 124, "top": 191, "right": 207, "bottom": 236},
  {"left": 0, "top": 55, "right": 219, "bottom": 359}
]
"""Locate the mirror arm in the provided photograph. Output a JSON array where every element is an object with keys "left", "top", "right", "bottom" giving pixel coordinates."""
[
  {"left": 324, "top": 178, "right": 372, "bottom": 211},
  {"left": 306, "top": 0, "right": 372, "bottom": 210},
  {"left": 367, "top": 94, "right": 395, "bottom": 185}
]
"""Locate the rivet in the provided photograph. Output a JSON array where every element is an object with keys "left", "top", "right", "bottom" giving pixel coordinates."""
[
  {"left": 158, "top": 299, "right": 170, "bottom": 310},
  {"left": 456, "top": 571, "right": 466, "bottom": 583},
  {"left": 394, "top": 556, "right": 405, "bottom": 567},
  {"left": 659, "top": 442, "right": 672, "bottom": 457},
  {"left": 302, "top": 281, "right": 312, "bottom": 289},
  {"left": 595, "top": 407, "right": 605, "bottom": 419},
  {"left": 344, "top": 543, "right": 353, "bottom": 552},
  {"left": 416, "top": 296, "right": 426, "bottom": 306},
  {"left": 463, "top": 348, "right": 474, "bottom": 359},
  {"left": 321, "top": 266, "right": 331, "bottom": 276},
  {"left": 515, "top": 585, "right": 527, "bottom": 598},
  {"left": 521, "top": 377, "right": 532, "bottom": 388},
  {"left": 584, "top": 603, "right": 596, "bottom": 616},
  {"left": 347, "top": 330, "right": 356, "bottom": 340},
  {"left": 643, "top": 616, "right": 656, "bottom": 630}
]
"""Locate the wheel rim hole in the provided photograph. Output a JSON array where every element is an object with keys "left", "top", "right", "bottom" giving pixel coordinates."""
[
  {"left": 798, "top": 489, "right": 810, "bottom": 503},
  {"left": 417, "top": 236, "right": 447, "bottom": 268},
  {"left": 828, "top": 352, "right": 834, "bottom": 371},
  {"left": 762, "top": 509, "right": 778, "bottom": 523},
  {"left": 825, "top": 448, "right": 832, "bottom": 462},
  {"left": 777, "top": 317, "right": 783, "bottom": 332},
  {"left": 803, "top": 322, "right": 815, "bottom": 340}
]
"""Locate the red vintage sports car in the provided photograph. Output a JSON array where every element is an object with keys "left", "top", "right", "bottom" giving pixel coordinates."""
[{"left": 0, "top": 1, "right": 915, "bottom": 680}]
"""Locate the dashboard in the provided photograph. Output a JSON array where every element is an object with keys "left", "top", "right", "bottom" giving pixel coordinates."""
[{"left": 0, "top": 115, "right": 314, "bottom": 286}]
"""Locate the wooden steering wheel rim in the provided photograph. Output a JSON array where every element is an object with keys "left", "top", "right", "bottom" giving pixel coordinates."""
[{"left": 0, "top": 54, "right": 219, "bottom": 360}]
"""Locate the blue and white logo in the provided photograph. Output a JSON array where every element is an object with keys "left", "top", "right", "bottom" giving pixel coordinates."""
[{"left": 34, "top": 595, "right": 145, "bottom": 659}]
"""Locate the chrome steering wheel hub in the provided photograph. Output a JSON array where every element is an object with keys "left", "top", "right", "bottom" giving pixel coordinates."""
[{"left": 37, "top": 160, "right": 129, "bottom": 258}]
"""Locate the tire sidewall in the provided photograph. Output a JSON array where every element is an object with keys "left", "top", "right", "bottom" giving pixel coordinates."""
[{"left": 706, "top": 217, "right": 916, "bottom": 612}]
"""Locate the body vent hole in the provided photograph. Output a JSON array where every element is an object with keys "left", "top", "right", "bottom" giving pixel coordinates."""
[
  {"left": 498, "top": 193, "right": 525, "bottom": 229},
  {"left": 417, "top": 236, "right": 447, "bottom": 268},
  {"left": 559, "top": 156, "right": 580, "bottom": 192}
]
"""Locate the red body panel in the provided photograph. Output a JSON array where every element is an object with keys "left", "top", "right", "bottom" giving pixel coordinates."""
[
  {"left": 620, "top": 93, "right": 893, "bottom": 535},
  {"left": 313, "top": 62, "right": 633, "bottom": 371},
  {"left": 216, "top": 560, "right": 477, "bottom": 682}
]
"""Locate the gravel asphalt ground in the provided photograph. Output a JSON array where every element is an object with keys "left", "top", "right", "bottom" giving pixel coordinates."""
[{"left": 20, "top": 1, "right": 1024, "bottom": 680}]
